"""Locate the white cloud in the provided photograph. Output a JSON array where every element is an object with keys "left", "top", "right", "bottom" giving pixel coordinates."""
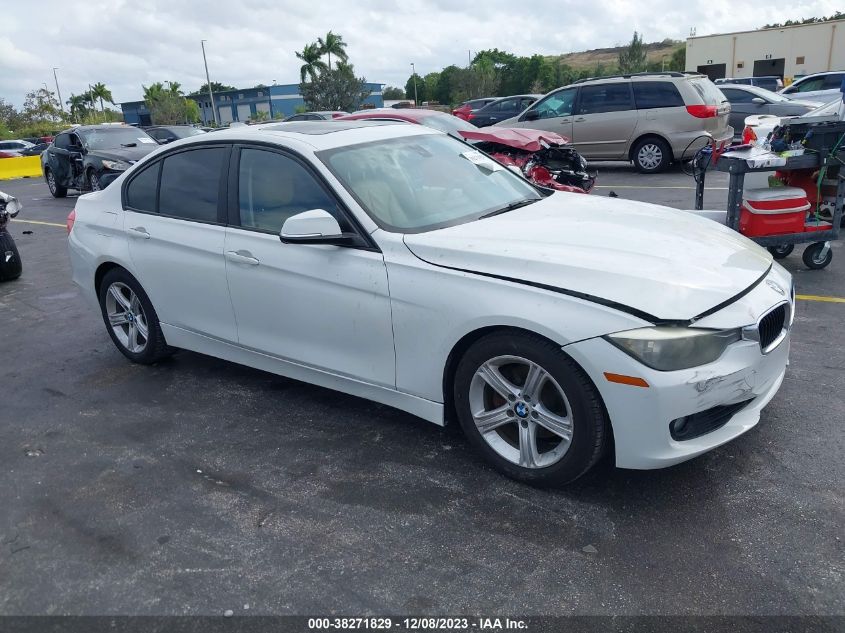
[{"left": 1, "top": 0, "right": 840, "bottom": 107}]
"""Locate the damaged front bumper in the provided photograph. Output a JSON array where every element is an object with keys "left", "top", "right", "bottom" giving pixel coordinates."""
[{"left": 563, "top": 268, "right": 793, "bottom": 470}]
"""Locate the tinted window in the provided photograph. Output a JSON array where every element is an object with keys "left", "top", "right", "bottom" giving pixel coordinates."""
[
  {"left": 791, "top": 77, "right": 825, "bottom": 93},
  {"left": 720, "top": 88, "right": 756, "bottom": 103},
  {"left": 578, "top": 84, "right": 633, "bottom": 114},
  {"left": 494, "top": 98, "right": 520, "bottom": 112},
  {"left": 238, "top": 148, "right": 344, "bottom": 233},
  {"left": 530, "top": 89, "right": 576, "bottom": 119},
  {"left": 125, "top": 163, "right": 159, "bottom": 213},
  {"left": 53, "top": 134, "right": 71, "bottom": 149},
  {"left": 823, "top": 74, "right": 845, "bottom": 89},
  {"left": 689, "top": 78, "right": 728, "bottom": 104},
  {"left": 158, "top": 148, "right": 226, "bottom": 223},
  {"left": 633, "top": 82, "right": 685, "bottom": 108}
]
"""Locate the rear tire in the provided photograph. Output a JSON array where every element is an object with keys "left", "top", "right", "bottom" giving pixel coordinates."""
[
  {"left": 632, "top": 137, "right": 671, "bottom": 173},
  {"left": 98, "top": 268, "right": 174, "bottom": 364},
  {"left": 453, "top": 331, "right": 608, "bottom": 486},
  {"left": 0, "top": 231, "right": 22, "bottom": 281},
  {"left": 45, "top": 168, "right": 67, "bottom": 198}
]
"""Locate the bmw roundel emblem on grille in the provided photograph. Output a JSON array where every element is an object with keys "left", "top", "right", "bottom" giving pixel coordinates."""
[
  {"left": 515, "top": 402, "right": 528, "bottom": 418},
  {"left": 766, "top": 279, "right": 786, "bottom": 296}
]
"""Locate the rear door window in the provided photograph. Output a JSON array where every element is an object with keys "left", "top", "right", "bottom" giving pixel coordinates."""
[
  {"left": 719, "top": 88, "right": 755, "bottom": 103},
  {"left": 632, "top": 82, "right": 686, "bottom": 108},
  {"left": 822, "top": 74, "right": 845, "bottom": 89},
  {"left": 577, "top": 84, "right": 633, "bottom": 114},
  {"left": 158, "top": 147, "right": 227, "bottom": 223},
  {"left": 125, "top": 163, "right": 160, "bottom": 213},
  {"left": 54, "top": 133, "right": 71, "bottom": 149}
]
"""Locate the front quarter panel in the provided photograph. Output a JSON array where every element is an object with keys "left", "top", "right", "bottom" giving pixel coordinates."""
[{"left": 376, "top": 233, "right": 650, "bottom": 403}]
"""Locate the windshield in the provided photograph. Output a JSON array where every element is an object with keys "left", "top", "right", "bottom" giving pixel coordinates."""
[
  {"left": 320, "top": 133, "right": 541, "bottom": 233},
  {"left": 419, "top": 113, "right": 478, "bottom": 136},
  {"left": 81, "top": 128, "right": 156, "bottom": 149},
  {"left": 806, "top": 99, "right": 842, "bottom": 117}
]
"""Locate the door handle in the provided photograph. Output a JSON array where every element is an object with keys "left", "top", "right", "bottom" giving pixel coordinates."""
[
  {"left": 574, "top": 117, "right": 586, "bottom": 122},
  {"left": 127, "top": 226, "right": 150, "bottom": 239},
  {"left": 225, "top": 250, "right": 259, "bottom": 266}
]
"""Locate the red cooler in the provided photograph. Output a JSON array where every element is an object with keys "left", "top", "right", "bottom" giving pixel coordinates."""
[{"left": 739, "top": 187, "right": 810, "bottom": 237}]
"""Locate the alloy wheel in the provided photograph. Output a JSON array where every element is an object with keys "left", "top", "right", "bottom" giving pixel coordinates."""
[
  {"left": 469, "top": 355, "right": 574, "bottom": 469},
  {"left": 89, "top": 171, "right": 101, "bottom": 191},
  {"left": 46, "top": 170, "right": 56, "bottom": 194},
  {"left": 637, "top": 144, "right": 662, "bottom": 171},
  {"left": 105, "top": 282, "right": 149, "bottom": 353}
]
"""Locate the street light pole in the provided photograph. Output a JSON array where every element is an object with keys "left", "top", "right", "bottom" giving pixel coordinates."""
[
  {"left": 201, "top": 40, "right": 219, "bottom": 126},
  {"left": 410, "top": 62, "right": 418, "bottom": 106},
  {"left": 53, "top": 68, "right": 64, "bottom": 113}
]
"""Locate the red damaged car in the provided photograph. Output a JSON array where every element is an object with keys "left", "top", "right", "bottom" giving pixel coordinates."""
[{"left": 335, "top": 109, "right": 595, "bottom": 194}]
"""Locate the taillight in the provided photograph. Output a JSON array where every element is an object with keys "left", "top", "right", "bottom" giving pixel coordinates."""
[
  {"left": 742, "top": 126, "right": 757, "bottom": 145},
  {"left": 467, "top": 113, "right": 475, "bottom": 120},
  {"left": 66, "top": 209, "right": 76, "bottom": 234},
  {"left": 686, "top": 105, "right": 719, "bottom": 118}
]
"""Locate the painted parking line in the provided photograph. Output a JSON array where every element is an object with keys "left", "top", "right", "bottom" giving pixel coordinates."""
[
  {"left": 797, "top": 294, "right": 845, "bottom": 304},
  {"left": 12, "top": 219, "right": 66, "bottom": 228}
]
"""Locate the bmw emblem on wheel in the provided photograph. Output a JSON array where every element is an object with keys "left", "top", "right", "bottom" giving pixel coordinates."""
[{"left": 515, "top": 402, "right": 528, "bottom": 418}]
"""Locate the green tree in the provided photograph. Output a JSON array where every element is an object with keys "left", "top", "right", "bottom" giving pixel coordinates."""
[
  {"left": 404, "top": 73, "right": 426, "bottom": 104},
  {"left": 618, "top": 31, "right": 647, "bottom": 74},
  {"left": 23, "top": 87, "right": 61, "bottom": 123},
  {"left": 189, "top": 81, "right": 236, "bottom": 96},
  {"left": 382, "top": 86, "right": 405, "bottom": 100},
  {"left": 90, "top": 82, "right": 115, "bottom": 113},
  {"left": 300, "top": 64, "right": 369, "bottom": 111},
  {"left": 317, "top": 31, "right": 348, "bottom": 71},
  {"left": 296, "top": 42, "right": 328, "bottom": 82},
  {"left": 66, "top": 94, "right": 90, "bottom": 121},
  {"left": 144, "top": 81, "right": 194, "bottom": 124},
  {"left": 249, "top": 109, "right": 269, "bottom": 122},
  {"left": 669, "top": 46, "right": 686, "bottom": 72}
]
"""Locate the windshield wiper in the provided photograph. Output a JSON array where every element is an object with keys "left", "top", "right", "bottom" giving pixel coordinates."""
[
  {"left": 120, "top": 142, "right": 137, "bottom": 147},
  {"left": 479, "top": 197, "right": 540, "bottom": 219}
]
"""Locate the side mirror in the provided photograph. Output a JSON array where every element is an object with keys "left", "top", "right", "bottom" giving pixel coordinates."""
[
  {"left": 522, "top": 110, "right": 540, "bottom": 121},
  {"left": 751, "top": 97, "right": 766, "bottom": 105},
  {"left": 280, "top": 209, "right": 354, "bottom": 246},
  {"left": 161, "top": 137, "right": 175, "bottom": 144}
]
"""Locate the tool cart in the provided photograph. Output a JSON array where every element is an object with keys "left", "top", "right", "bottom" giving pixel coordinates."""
[{"left": 694, "top": 117, "right": 844, "bottom": 270}]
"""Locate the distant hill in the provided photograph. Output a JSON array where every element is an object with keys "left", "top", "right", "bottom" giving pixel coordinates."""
[{"left": 545, "top": 39, "right": 683, "bottom": 70}]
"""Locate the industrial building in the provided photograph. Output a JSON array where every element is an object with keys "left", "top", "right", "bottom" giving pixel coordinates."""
[
  {"left": 121, "top": 82, "right": 384, "bottom": 125},
  {"left": 686, "top": 19, "right": 844, "bottom": 82}
]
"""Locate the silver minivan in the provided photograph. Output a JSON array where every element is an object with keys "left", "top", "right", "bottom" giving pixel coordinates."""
[{"left": 496, "top": 72, "right": 733, "bottom": 173}]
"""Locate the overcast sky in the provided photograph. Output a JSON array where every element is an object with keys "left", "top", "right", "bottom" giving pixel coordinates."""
[{"left": 1, "top": 0, "right": 840, "bottom": 107}]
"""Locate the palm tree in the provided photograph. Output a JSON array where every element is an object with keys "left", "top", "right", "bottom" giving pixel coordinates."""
[
  {"left": 317, "top": 31, "right": 348, "bottom": 72},
  {"left": 66, "top": 94, "right": 89, "bottom": 120},
  {"left": 90, "top": 82, "right": 114, "bottom": 113},
  {"left": 143, "top": 82, "right": 166, "bottom": 104},
  {"left": 166, "top": 81, "right": 183, "bottom": 96},
  {"left": 295, "top": 43, "right": 327, "bottom": 82}
]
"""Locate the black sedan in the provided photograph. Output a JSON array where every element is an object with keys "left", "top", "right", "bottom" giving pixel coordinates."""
[
  {"left": 144, "top": 125, "right": 207, "bottom": 144},
  {"left": 468, "top": 94, "right": 542, "bottom": 127},
  {"left": 718, "top": 84, "right": 822, "bottom": 140},
  {"left": 41, "top": 126, "right": 159, "bottom": 197}
]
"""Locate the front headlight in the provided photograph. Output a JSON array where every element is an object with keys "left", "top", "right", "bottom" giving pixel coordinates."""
[
  {"left": 101, "top": 159, "right": 131, "bottom": 171},
  {"left": 606, "top": 327, "right": 741, "bottom": 371}
]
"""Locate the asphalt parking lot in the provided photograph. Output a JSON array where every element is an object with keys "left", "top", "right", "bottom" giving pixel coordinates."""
[{"left": 1, "top": 165, "right": 843, "bottom": 618}]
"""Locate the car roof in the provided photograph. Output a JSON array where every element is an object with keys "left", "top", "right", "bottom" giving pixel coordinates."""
[
  {"left": 177, "top": 119, "right": 439, "bottom": 151},
  {"left": 61, "top": 125, "right": 147, "bottom": 133}
]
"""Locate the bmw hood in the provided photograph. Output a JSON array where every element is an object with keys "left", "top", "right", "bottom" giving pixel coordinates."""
[{"left": 402, "top": 193, "right": 773, "bottom": 322}]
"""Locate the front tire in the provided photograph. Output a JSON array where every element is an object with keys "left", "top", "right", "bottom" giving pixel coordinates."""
[
  {"left": 768, "top": 244, "right": 794, "bottom": 259},
  {"left": 98, "top": 268, "right": 173, "bottom": 364},
  {"left": 802, "top": 241, "right": 833, "bottom": 270},
  {"left": 0, "top": 231, "right": 22, "bottom": 281},
  {"left": 453, "top": 331, "right": 608, "bottom": 486},
  {"left": 632, "top": 137, "right": 671, "bottom": 173},
  {"left": 45, "top": 168, "right": 67, "bottom": 198}
]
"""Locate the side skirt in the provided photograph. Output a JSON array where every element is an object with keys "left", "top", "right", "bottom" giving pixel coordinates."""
[{"left": 160, "top": 324, "right": 445, "bottom": 426}]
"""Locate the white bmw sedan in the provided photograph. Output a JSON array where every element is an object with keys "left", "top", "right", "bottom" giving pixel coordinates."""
[{"left": 67, "top": 121, "right": 793, "bottom": 485}]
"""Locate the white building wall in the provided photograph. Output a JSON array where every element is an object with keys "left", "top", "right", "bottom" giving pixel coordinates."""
[{"left": 686, "top": 20, "right": 845, "bottom": 82}]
